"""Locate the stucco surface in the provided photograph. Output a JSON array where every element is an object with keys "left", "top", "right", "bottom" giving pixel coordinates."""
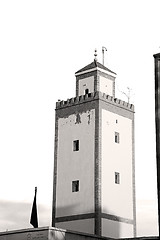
[
  {"left": 102, "top": 218, "right": 134, "bottom": 238},
  {"left": 56, "top": 219, "right": 95, "bottom": 235},
  {"left": 78, "top": 76, "right": 94, "bottom": 96},
  {"left": 101, "top": 109, "right": 133, "bottom": 220},
  {"left": 56, "top": 110, "right": 95, "bottom": 217},
  {"left": 99, "top": 76, "right": 113, "bottom": 96}
]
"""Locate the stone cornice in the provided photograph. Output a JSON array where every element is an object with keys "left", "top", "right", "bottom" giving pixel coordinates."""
[{"left": 56, "top": 91, "right": 134, "bottom": 112}]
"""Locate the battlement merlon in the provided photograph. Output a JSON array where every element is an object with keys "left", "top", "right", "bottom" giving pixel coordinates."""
[{"left": 55, "top": 91, "right": 135, "bottom": 112}]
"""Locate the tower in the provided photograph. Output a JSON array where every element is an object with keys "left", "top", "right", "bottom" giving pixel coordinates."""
[{"left": 52, "top": 52, "right": 136, "bottom": 239}]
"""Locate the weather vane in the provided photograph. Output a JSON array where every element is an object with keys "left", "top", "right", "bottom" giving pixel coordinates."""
[{"left": 102, "top": 46, "right": 107, "bottom": 65}]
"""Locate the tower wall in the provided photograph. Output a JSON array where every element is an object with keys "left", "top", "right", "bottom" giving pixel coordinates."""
[
  {"left": 56, "top": 109, "right": 95, "bottom": 217},
  {"left": 102, "top": 219, "right": 134, "bottom": 239},
  {"left": 78, "top": 76, "right": 94, "bottom": 96},
  {"left": 76, "top": 71, "right": 97, "bottom": 97},
  {"left": 101, "top": 109, "right": 133, "bottom": 219},
  {"left": 99, "top": 76, "right": 113, "bottom": 96},
  {"left": 101, "top": 107, "right": 135, "bottom": 238},
  {"left": 56, "top": 219, "right": 95, "bottom": 235},
  {"left": 52, "top": 100, "right": 98, "bottom": 234}
]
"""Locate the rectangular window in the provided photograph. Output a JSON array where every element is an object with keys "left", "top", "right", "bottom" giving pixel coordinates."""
[
  {"left": 115, "top": 172, "right": 120, "bottom": 184},
  {"left": 72, "top": 180, "right": 79, "bottom": 192},
  {"left": 115, "top": 132, "right": 120, "bottom": 143},
  {"left": 73, "top": 140, "right": 79, "bottom": 151}
]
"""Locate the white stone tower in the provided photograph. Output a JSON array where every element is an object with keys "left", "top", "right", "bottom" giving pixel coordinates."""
[{"left": 52, "top": 52, "right": 136, "bottom": 239}]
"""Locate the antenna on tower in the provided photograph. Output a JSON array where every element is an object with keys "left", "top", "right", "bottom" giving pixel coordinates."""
[
  {"left": 121, "top": 87, "right": 133, "bottom": 103},
  {"left": 102, "top": 46, "right": 107, "bottom": 65}
]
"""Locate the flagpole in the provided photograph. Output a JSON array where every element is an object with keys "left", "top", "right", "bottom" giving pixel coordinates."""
[{"left": 30, "top": 186, "right": 38, "bottom": 228}]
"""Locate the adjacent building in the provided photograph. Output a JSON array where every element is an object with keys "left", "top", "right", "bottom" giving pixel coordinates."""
[
  {"left": 154, "top": 52, "right": 160, "bottom": 237},
  {"left": 0, "top": 227, "right": 159, "bottom": 240}
]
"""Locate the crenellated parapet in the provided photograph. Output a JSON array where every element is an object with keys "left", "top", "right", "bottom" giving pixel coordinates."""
[{"left": 56, "top": 91, "right": 134, "bottom": 112}]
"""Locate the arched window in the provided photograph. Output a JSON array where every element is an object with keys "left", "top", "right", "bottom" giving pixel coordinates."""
[{"left": 85, "top": 89, "right": 89, "bottom": 94}]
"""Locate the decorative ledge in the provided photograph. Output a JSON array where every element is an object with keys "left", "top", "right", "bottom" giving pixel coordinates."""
[{"left": 56, "top": 91, "right": 134, "bottom": 112}]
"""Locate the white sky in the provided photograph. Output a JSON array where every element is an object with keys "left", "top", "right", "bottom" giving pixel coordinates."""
[{"left": 0, "top": 0, "right": 159, "bottom": 237}]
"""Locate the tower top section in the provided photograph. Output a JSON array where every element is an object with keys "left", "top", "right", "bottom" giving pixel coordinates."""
[{"left": 75, "top": 54, "right": 116, "bottom": 98}]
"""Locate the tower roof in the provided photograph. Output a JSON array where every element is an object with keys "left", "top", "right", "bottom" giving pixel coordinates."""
[{"left": 75, "top": 60, "right": 116, "bottom": 75}]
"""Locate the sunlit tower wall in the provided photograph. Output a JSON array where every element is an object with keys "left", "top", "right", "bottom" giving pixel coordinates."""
[
  {"left": 52, "top": 55, "right": 136, "bottom": 239},
  {"left": 154, "top": 52, "right": 160, "bottom": 237}
]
